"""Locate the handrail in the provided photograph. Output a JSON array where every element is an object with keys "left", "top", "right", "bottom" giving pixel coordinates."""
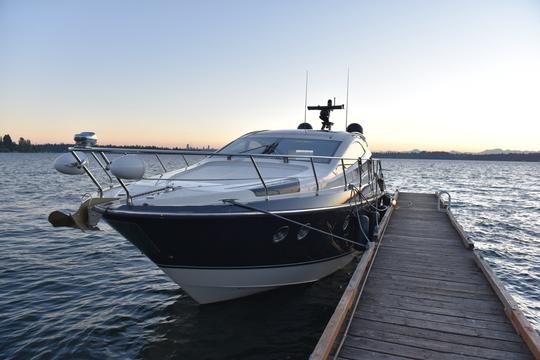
[
  {"left": 90, "top": 151, "right": 113, "bottom": 184},
  {"left": 71, "top": 151, "right": 103, "bottom": 197},
  {"left": 155, "top": 154, "right": 167, "bottom": 172},
  {"left": 249, "top": 155, "right": 269, "bottom": 200},
  {"left": 68, "top": 145, "right": 365, "bottom": 162},
  {"left": 436, "top": 190, "right": 451, "bottom": 211},
  {"left": 340, "top": 159, "right": 347, "bottom": 190},
  {"left": 310, "top": 158, "right": 320, "bottom": 195},
  {"left": 67, "top": 145, "right": 383, "bottom": 206}
]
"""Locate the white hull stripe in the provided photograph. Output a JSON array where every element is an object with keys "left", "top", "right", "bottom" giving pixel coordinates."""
[
  {"left": 97, "top": 195, "right": 379, "bottom": 217},
  {"left": 157, "top": 252, "right": 356, "bottom": 270},
  {"left": 159, "top": 253, "right": 356, "bottom": 304}
]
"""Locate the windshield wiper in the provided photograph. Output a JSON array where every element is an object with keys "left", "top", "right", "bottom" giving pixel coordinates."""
[
  {"left": 262, "top": 142, "right": 279, "bottom": 154},
  {"left": 239, "top": 142, "right": 279, "bottom": 154},
  {"left": 239, "top": 144, "right": 268, "bottom": 154}
]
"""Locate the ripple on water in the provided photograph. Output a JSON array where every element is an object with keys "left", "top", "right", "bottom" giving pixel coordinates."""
[{"left": 0, "top": 154, "right": 538, "bottom": 359}]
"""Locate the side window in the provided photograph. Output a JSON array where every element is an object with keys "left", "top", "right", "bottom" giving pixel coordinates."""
[
  {"left": 247, "top": 140, "right": 262, "bottom": 151},
  {"left": 343, "top": 141, "right": 365, "bottom": 167}
]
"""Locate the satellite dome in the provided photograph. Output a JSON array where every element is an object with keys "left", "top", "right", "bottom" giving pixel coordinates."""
[
  {"left": 297, "top": 122, "right": 313, "bottom": 130},
  {"left": 346, "top": 123, "right": 363, "bottom": 134}
]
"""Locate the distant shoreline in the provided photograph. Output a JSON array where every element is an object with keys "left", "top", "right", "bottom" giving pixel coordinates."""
[
  {"left": 0, "top": 144, "right": 215, "bottom": 153},
  {"left": 372, "top": 152, "right": 540, "bottom": 162},
  {"left": 1, "top": 145, "right": 538, "bottom": 161}
]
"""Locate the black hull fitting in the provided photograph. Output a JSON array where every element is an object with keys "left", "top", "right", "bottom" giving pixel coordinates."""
[{"left": 101, "top": 196, "right": 385, "bottom": 269}]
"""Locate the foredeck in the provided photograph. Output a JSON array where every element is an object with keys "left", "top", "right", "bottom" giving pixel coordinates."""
[{"left": 312, "top": 192, "right": 540, "bottom": 360}]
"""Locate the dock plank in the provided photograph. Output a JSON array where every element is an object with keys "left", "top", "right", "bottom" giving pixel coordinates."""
[
  {"left": 349, "top": 319, "right": 531, "bottom": 354},
  {"left": 363, "top": 278, "right": 496, "bottom": 300},
  {"left": 338, "top": 347, "right": 414, "bottom": 360},
  {"left": 367, "top": 272, "right": 492, "bottom": 291},
  {"left": 327, "top": 192, "right": 536, "bottom": 359},
  {"left": 343, "top": 336, "right": 487, "bottom": 360},
  {"left": 359, "top": 295, "right": 513, "bottom": 324},
  {"left": 346, "top": 328, "right": 532, "bottom": 360},
  {"left": 363, "top": 288, "right": 505, "bottom": 314},
  {"left": 372, "top": 266, "right": 486, "bottom": 284},
  {"left": 354, "top": 308, "right": 523, "bottom": 342},
  {"left": 354, "top": 303, "right": 517, "bottom": 333}
]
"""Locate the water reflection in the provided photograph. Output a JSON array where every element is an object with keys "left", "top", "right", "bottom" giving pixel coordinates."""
[{"left": 139, "top": 263, "right": 356, "bottom": 360}]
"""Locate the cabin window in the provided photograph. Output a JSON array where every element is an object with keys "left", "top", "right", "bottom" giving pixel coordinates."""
[
  {"left": 342, "top": 141, "right": 365, "bottom": 168},
  {"left": 218, "top": 137, "right": 341, "bottom": 163},
  {"left": 219, "top": 137, "right": 279, "bottom": 155}
]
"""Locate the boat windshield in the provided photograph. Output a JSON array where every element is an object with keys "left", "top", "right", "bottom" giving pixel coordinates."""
[{"left": 218, "top": 136, "right": 341, "bottom": 163}]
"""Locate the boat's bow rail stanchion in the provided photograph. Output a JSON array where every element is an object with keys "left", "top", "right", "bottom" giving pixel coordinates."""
[{"left": 54, "top": 132, "right": 385, "bottom": 206}]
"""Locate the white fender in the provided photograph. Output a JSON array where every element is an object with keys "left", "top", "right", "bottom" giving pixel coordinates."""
[
  {"left": 54, "top": 152, "right": 88, "bottom": 175},
  {"left": 110, "top": 155, "right": 145, "bottom": 180}
]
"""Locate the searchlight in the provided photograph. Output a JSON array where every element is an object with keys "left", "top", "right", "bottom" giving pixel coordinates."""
[{"left": 74, "top": 132, "right": 97, "bottom": 147}]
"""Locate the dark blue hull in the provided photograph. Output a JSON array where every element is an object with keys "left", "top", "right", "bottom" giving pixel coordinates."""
[{"left": 101, "top": 196, "right": 384, "bottom": 269}]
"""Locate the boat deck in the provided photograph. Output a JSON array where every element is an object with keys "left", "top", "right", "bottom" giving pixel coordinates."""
[{"left": 312, "top": 192, "right": 540, "bottom": 360}]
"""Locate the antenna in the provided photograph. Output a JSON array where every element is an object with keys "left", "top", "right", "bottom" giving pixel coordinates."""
[
  {"left": 304, "top": 71, "right": 309, "bottom": 123},
  {"left": 345, "top": 67, "right": 350, "bottom": 128}
]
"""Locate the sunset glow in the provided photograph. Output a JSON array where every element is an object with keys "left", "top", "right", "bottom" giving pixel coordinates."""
[{"left": 1, "top": 1, "right": 539, "bottom": 152}]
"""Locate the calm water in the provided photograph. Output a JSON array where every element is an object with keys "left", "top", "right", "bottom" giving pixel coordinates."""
[{"left": 0, "top": 154, "right": 538, "bottom": 359}]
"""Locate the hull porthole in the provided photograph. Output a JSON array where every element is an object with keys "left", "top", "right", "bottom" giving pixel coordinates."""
[
  {"left": 297, "top": 223, "right": 311, "bottom": 240},
  {"left": 273, "top": 226, "right": 289, "bottom": 243}
]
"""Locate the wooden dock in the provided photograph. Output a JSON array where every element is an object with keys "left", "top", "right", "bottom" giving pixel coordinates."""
[{"left": 312, "top": 192, "right": 540, "bottom": 360}]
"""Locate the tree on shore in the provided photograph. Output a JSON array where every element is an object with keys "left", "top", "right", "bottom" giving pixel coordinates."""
[
  {"left": 18, "top": 137, "right": 32, "bottom": 152},
  {"left": 2, "top": 134, "right": 14, "bottom": 151},
  {"left": 0, "top": 134, "right": 33, "bottom": 152}
]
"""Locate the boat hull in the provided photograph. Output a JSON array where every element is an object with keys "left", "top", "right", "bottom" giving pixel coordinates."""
[
  {"left": 101, "top": 198, "right": 381, "bottom": 303},
  {"left": 159, "top": 253, "right": 356, "bottom": 304}
]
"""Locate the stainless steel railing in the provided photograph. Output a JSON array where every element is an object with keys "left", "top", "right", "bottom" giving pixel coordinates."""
[{"left": 66, "top": 146, "right": 384, "bottom": 205}]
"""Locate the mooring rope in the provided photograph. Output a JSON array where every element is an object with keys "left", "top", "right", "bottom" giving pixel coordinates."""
[
  {"left": 348, "top": 183, "right": 390, "bottom": 213},
  {"left": 348, "top": 187, "right": 371, "bottom": 243}
]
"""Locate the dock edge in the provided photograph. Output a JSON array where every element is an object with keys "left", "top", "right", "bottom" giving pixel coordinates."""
[{"left": 310, "top": 190, "right": 399, "bottom": 360}]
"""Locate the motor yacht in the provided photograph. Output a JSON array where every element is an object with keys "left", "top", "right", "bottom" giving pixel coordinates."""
[{"left": 50, "top": 99, "right": 388, "bottom": 304}]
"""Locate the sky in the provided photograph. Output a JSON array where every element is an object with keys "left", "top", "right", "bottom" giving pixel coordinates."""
[{"left": 1, "top": 0, "right": 539, "bottom": 152}]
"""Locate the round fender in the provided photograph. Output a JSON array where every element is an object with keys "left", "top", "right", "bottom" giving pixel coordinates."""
[
  {"left": 54, "top": 152, "right": 88, "bottom": 175},
  {"left": 110, "top": 155, "right": 145, "bottom": 180}
]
